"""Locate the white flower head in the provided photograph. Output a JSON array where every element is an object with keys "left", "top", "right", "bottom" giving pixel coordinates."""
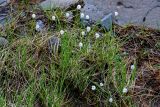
[
  {"left": 114, "top": 11, "right": 119, "bottom": 16},
  {"left": 109, "top": 97, "right": 113, "bottom": 103},
  {"left": 122, "top": 87, "right": 128, "bottom": 93},
  {"left": 86, "top": 15, "right": 90, "bottom": 20},
  {"left": 77, "top": 5, "right": 81, "bottom": 10},
  {"left": 86, "top": 26, "right": 91, "bottom": 32},
  {"left": 80, "top": 13, "right": 85, "bottom": 19},
  {"left": 65, "top": 12, "right": 70, "bottom": 18},
  {"left": 95, "top": 33, "right": 100, "bottom": 39},
  {"left": 79, "top": 42, "right": 83, "bottom": 48},
  {"left": 91, "top": 85, "right": 96, "bottom": 91},
  {"left": 32, "top": 14, "right": 36, "bottom": 19},
  {"left": 131, "top": 64, "right": 135, "bottom": 70},
  {"left": 60, "top": 30, "right": 64, "bottom": 35},
  {"left": 100, "top": 83, "right": 104, "bottom": 87},
  {"left": 81, "top": 31, "right": 86, "bottom": 36},
  {"left": 52, "top": 16, "right": 56, "bottom": 21}
]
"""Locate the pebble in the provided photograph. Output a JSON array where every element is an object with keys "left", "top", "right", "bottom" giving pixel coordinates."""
[
  {"left": 48, "top": 36, "right": 60, "bottom": 53},
  {"left": 36, "top": 20, "right": 45, "bottom": 32},
  {"left": 0, "top": 37, "right": 8, "bottom": 47},
  {"left": 100, "top": 13, "right": 113, "bottom": 30}
]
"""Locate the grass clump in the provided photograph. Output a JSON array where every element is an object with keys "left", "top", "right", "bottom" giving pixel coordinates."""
[{"left": 0, "top": 4, "right": 140, "bottom": 107}]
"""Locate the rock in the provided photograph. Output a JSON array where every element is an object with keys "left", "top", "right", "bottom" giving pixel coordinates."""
[
  {"left": 100, "top": 13, "right": 113, "bottom": 30},
  {"left": 0, "top": 37, "right": 8, "bottom": 47},
  {"left": 82, "top": 0, "right": 160, "bottom": 29},
  {"left": 80, "top": 19, "right": 93, "bottom": 27},
  {"left": 0, "top": 0, "right": 11, "bottom": 26},
  {"left": 36, "top": 20, "right": 45, "bottom": 32},
  {"left": 40, "top": 0, "right": 79, "bottom": 10},
  {"left": 0, "top": 0, "right": 10, "bottom": 6},
  {"left": 48, "top": 36, "right": 60, "bottom": 53}
]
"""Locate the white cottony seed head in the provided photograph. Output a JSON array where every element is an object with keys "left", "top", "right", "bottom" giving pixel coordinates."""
[
  {"left": 95, "top": 33, "right": 100, "bottom": 39},
  {"left": 32, "top": 14, "right": 36, "bottom": 19},
  {"left": 100, "top": 83, "right": 104, "bottom": 87},
  {"left": 109, "top": 97, "right": 113, "bottom": 103},
  {"left": 122, "top": 87, "right": 128, "bottom": 93},
  {"left": 131, "top": 64, "right": 135, "bottom": 70},
  {"left": 81, "top": 31, "right": 85, "bottom": 36},
  {"left": 60, "top": 30, "right": 64, "bottom": 35},
  {"left": 86, "top": 26, "right": 91, "bottom": 32},
  {"left": 114, "top": 11, "right": 119, "bottom": 16},
  {"left": 52, "top": 16, "right": 56, "bottom": 21},
  {"left": 65, "top": 12, "right": 70, "bottom": 18},
  {"left": 86, "top": 15, "right": 90, "bottom": 20},
  {"left": 79, "top": 42, "right": 83, "bottom": 48},
  {"left": 80, "top": 13, "right": 85, "bottom": 19},
  {"left": 91, "top": 85, "right": 96, "bottom": 91},
  {"left": 77, "top": 5, "right": 81, "bottom": 10}
]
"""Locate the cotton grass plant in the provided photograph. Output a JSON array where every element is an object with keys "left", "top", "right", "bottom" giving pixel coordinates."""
[{"left": 0, "top": 4, "right": 137, "bottom": 107}]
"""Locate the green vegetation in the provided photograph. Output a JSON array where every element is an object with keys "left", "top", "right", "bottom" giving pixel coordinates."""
[{"left": 0, "top": 4, "right": 159, "bottom": 107}]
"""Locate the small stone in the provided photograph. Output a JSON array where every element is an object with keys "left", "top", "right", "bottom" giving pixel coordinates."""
[
  {"left": 0, "top": 5, "right": 11, "bottom": 26},
  {"left": 36, "top": 20, "right": 44, "bottom": 32},
  {"left": 36, "top": 24, "right": 40, "bottom": 31},
  {"left": 0, "top": 37, "right": 8, "bottom": 47},
  {"left": 101, "top": 13, "right": 113, "bottom": 30},
  {"left": 48, "top": 36, "right": 60, "bottom": 53}
]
